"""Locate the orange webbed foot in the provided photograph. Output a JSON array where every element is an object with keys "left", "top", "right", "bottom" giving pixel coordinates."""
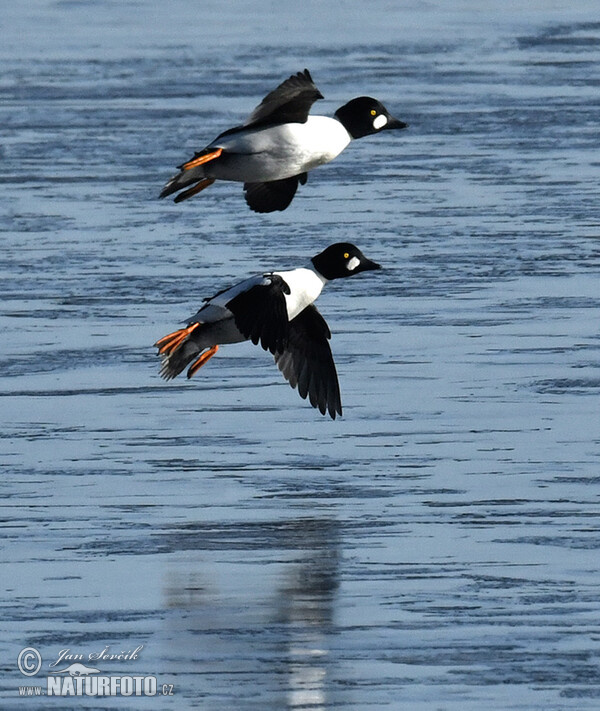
[
  {"left": 155, "top": 322, "right": 200, "bottom": 356},
  {"left": 187, "top": 345, "right": 219, "bottom": 378}
]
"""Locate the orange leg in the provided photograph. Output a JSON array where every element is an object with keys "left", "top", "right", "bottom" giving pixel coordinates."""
[
  {"left": 173, "top": 178, "right": 215, "bottom": 203},
  {"left": 155, "top": 322, "right": 200, "bottom": 356},
  {"left": 181, "top": 147, "right": 223, "bottom": 171},
  {"left": 187, "top": 345, "right": 219, "bottom": 378}
]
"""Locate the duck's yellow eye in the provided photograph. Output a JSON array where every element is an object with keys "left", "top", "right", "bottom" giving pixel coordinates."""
[
  {"left": 343, "top": 252, "right": 350, "bottom": 259},
  {"left": 370, "top": 109, "right": 377, "bottom": 116}
]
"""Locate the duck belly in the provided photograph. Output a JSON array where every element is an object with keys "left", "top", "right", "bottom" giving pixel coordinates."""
[{"left": 207, "top": 117, "right": 351, "bottom": 182}]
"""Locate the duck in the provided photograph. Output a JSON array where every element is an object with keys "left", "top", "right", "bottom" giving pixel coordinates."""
[
  {"left": 159, "top": 69, "right": 407, "bottom": 212},
  {"left": 155, "top": 243, "right": 381, "bottom": 418}
]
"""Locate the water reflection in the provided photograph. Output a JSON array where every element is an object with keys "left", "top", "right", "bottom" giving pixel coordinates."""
[
  {"left": 163, "top": 518, "right": 340, "bottom": 710},
  {"left": 276, "top": 523, "right": 339, "bottom": 710}
]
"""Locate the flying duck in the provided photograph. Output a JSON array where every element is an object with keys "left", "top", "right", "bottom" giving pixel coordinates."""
[
  {"left": 155, "top": 243, "right": 381, "bottom": 418},
  {"left": 159, "top": 69, "right": 407, "bottom": 212}
]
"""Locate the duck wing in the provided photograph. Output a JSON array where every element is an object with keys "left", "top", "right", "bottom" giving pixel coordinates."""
[
  {"left": 226, "top": 273, "right": 291, "bottom": 354},
  {"left": 274, "top": 304, "right": 342, "bottom": 419},
  {"left": 244, "top": 69, "right": 324, "bottom": 127},
  {"left": 243, "top": 173, "right": 307, "bottom": 213}
]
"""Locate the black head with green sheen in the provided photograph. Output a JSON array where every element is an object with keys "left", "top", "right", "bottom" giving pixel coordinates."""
[
  {"left": 311, "top": 243, "right": 381, "bottom": 281},
  {"left": 335, "top": 96, "right": 407, "bottom": 139}
]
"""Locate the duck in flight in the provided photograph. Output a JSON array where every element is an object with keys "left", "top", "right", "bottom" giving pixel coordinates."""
[
  {"left": 159, "top": 69, "right": 407, "bottom": 213},
  {"left": 155, "top": 243, "right": 381, "bottom": 418}
]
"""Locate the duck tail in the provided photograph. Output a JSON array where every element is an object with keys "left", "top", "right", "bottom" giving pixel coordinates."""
[
  {"left": 155, "top": 323, "right": 219, "bottom": 380},
  {"left": 159, "top": 147, "right": 223, "bottom": 200},
  {"left": 159, "top": 171, "right": 199, "bottom": 199},
  {"left": 155, "top": 324, "right": 201, "bottom": 380}
]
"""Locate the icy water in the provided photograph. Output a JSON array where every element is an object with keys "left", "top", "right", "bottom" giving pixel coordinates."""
[{"left": 1, "top": 1, "right": 600, "bottom": 709}]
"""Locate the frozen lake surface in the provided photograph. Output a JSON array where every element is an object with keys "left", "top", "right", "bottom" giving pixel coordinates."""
[{"left": 1, "top": 1, "right": 599, "bottom": 708}]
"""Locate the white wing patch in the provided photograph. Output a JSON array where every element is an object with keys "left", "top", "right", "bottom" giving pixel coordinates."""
[{"left": 373, "top": 114, "right": 388, "bottom": 130}]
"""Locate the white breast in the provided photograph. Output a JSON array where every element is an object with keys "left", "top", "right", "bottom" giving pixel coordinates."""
[
  {"left": 290, "top": 116, "right": 352, "bottom": 169},
  {"left": 275, "top": 267, "right": 327, "bottom": 321}
]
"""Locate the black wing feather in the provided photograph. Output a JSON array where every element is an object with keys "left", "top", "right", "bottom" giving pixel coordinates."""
[
  {"left": 244, "top": 174, "right": 307, "bottom": 213},
  {"left": 245, "top": 69, "right": 323, "bottom": 127},
  {"left": 214, "top": 70, "right": 322, "bottom": 141},
  {"left": 226, "top": 274, "right": 290, "bottom": 354},
  {"left": 274, "top": 304, "right": 342, "bottom": 419}
]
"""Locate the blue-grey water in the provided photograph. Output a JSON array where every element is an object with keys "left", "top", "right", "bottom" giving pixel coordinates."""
[{"left": 1, "top": 1, "right": 599, "bottom": 709}]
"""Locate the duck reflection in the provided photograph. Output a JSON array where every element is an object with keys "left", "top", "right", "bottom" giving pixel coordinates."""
[
  {"left": 163, "top": 517, "right": 341, "bottom": 709},
  {"left": 274, "top": 520, "right": 340, "bottom": 709}
]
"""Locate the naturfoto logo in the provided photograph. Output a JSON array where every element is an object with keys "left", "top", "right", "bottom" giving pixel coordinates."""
[{"left": 17, "top": 645, "right": 175, "bottom": 698}]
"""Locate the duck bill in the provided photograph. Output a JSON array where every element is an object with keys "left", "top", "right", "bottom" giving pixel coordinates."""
[
  {"left": 359, "top": 258, "right": 382, "bottom": 273},
  {"left": 386, "top": 116, "right": 408, "bottom": 130}
]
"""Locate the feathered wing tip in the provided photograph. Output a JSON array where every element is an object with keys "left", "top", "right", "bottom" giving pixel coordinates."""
[
  {"left": 274, "top": 348, "right": 342, "bottom": 420},
  {"left": 245, "top": 69, "right": 324, "bottom": 126},
  {"left": 273, "top": 305, "right": 342, "bottom": 420}
]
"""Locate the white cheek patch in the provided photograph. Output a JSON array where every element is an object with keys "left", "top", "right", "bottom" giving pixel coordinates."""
[
  {"left": 347, "top": 256, "right": 361, "bottom": 271},
  {"left": 372, "top": 114, "right": 388, "bottom": 130}
]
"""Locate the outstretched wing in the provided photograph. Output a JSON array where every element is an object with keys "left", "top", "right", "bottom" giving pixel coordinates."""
[
  {"left": 226, "top": 274, "right": 290, "bottom": 354},
  {"left": 274, "top": 304, "right": 342, "bottom": 419},
  {"left": 245, "top": 69, "right": 323, "bottom": 127}
]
